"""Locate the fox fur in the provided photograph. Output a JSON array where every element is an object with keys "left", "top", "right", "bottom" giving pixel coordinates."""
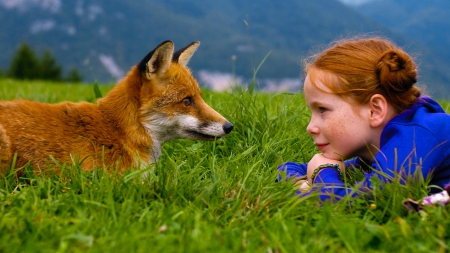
[{"left": 0, "top": 41, "right": 233, "bottom": 175}]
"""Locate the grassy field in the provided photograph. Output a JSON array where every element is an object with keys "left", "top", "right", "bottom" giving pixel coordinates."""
[{"left": 0, "top": 78, "right": 449, "bottom": 252}]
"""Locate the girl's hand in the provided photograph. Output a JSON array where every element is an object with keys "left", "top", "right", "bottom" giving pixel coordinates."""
[
  {"left": 307, "top": 154, "right": 344, "bottom": 184},
  {"left": 293, "top": 178, "right": 312, "bottom": 191},
  {"left": 298, "top": 180, "right": 312, "bottom": 191}
]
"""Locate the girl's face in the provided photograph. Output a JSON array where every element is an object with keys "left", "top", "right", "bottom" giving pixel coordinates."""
[{"left": 304, "top": 69, "right": 380, "bottom": 161}]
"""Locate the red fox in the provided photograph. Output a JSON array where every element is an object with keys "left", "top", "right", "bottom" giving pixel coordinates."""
[{"left": 0, "top": 41, "right": 233, "bottom": 175}]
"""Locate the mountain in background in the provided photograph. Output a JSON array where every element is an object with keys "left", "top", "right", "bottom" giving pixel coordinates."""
[{"left": 1, "top": 0, "right": 449, "bottom": 97}]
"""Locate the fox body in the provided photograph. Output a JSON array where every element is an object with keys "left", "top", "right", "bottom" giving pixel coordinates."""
[{"left": 0, "top": 41, "right": 233, "bottom": 174}]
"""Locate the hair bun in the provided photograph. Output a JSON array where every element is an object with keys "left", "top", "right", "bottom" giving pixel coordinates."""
[{"left": 376, "top": 49, "right": 417, "bottom": 92}]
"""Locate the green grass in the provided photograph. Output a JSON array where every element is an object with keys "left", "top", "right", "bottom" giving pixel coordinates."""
[{"left": 0, "top": 78, "right": 449, "bottom": 252}]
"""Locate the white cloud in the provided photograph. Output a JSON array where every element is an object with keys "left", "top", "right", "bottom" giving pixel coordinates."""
[
  {"left": 75, "top": 1, "right": 103, "bottom": 21},
  {"left": 30, "top": 20, "right": 56, "bottom": 34},
  {"left": 262, "top": 78, "right": 302, "bottom": 92},
  {"left": 99, "top": 54, "right": 124, "bottom": 81},
  {"left": 198, "top": 70, "right": 241, "bottom": 91},
  {"left": 75, "top": 0, "right": 83, "bottom": 16},
  {"left": 98, "top": 26, "right": 108, "bottom": 37},
  {"left": 236, "top": 45, "right": 255, "bottom": 52},
  {"left": 197, "top": 70, "right": 302, "bottom": 92},
  {"left": 337, "top": 0, "right": 375, "bottom": 6},
  {"left": 65, "top": 25, "right": 76, "bottom": 36},
  {"left": 0, "top": 0, "right": 61, "bottom": 13},
  {"left": 87, "top": 4, "right": 103, "bottom": 21}
]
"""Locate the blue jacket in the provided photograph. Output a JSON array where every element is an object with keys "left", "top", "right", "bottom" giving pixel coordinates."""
[{"left": 278, "top": 96, "right": 450, "bottom": 201}]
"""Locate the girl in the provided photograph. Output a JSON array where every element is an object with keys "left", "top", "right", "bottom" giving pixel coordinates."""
[{"left": 278, "top": 37, "right": 450, "bottom": 201}]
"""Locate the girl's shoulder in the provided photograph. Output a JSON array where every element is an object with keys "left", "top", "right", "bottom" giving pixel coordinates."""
[
  {"left": 389, "top": 96, "right": 450, "bottom": 130},
  {"left": 383, "top": 97, "right": 450, "bottom": 146}
]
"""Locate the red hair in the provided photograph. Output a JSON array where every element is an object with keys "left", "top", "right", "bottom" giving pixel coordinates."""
[{"left": 305, "top": 37, "right": 421, "bottom": 112}]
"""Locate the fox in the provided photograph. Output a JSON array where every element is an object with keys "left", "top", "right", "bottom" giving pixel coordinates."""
[{"left": 0, "top": 40, "right": 233, "bottom": 175}]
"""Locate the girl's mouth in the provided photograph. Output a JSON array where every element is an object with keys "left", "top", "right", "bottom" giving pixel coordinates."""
[{"left": 315, "top": 143, "right": 328, "bottom": 151}]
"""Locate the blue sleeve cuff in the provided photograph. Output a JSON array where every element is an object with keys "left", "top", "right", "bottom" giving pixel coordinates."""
[{"left": 277, "top": 162, "right": 307, "bottom": 180}]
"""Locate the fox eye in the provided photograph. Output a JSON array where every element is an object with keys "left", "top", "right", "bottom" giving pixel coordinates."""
[{"left": 182, "top": 97, "right": 193, "bottom": 106}]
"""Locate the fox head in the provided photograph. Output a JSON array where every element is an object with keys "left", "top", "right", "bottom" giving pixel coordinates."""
[{"left": 137, "top": 41, "right": 233, "bottom": 144}]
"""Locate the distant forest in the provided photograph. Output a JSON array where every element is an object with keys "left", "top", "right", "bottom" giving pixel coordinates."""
[{"left": 2, "top": 43, "right": 82, "bottom": 83}]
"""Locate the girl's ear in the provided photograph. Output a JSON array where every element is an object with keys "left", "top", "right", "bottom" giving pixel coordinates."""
[{"left": 369, "top": 94, "right": 390, "bottom": 128}]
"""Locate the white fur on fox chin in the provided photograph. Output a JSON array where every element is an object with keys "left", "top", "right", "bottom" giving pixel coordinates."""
[{"left": 142, "top": 113, "right": 226, "bottom": 164}]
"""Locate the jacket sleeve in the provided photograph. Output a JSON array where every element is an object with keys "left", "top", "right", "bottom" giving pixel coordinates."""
[
  {"left": 277, "top": 158, "right": 361, "bottom": 180},
  {"left": 277, "top": 158, "right": 364, "bottom": 201},
  {"left": 312, "top": 169, "right": 372, "bottom": 201},
  {"left": 310, "top": 158, "right": 367, "bottom": 201},
  {"left": 277, "top": 162, "right": 307, "bottom": 181}
]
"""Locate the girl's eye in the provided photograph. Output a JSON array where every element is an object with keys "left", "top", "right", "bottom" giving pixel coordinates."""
[
  {"left": 182, "top": 97, "right": 193, "bottom": 106},
  {"left": 318, "top": 107, "right": 327, "bottom": 113}
]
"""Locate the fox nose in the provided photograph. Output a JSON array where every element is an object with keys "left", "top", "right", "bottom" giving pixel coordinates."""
[{"left": 223, "top": 122, "right": 234, "bottom": 134}]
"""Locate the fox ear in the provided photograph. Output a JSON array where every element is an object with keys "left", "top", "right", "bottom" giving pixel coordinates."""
[
  {"left": 139, "top": 40, "right": 174, "bottom": 79},
  {"left": 172, "top": 41, "right": 200, "bottom": 66}
]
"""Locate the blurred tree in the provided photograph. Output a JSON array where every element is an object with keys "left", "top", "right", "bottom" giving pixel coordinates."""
[
  {"left": 40, "top": 50, "right": 62, "bottom": 81},
  {"left": 66, "top": 67, "right": 83, "bottom": 83},
  {"left": 8, "top": 43, "right": 40, "bottom": 80}
]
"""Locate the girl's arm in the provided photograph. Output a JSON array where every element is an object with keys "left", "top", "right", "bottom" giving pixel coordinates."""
[
  {"left": 277, "top": 156, "right": 361, "bottom": 180},
  {"left": 277, "top": 162, "right": 308, "bottom": 180},
  {"left": 277, "top": 157, "right": 363, "bottom": 200},
  {"left": 305, "top": 154, "right": 359, "bottom": 201}
]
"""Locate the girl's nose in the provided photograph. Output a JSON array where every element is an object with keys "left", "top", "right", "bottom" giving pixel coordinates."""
[{"left": 306, "top": 120, "right": 319, "bottom": 136}]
